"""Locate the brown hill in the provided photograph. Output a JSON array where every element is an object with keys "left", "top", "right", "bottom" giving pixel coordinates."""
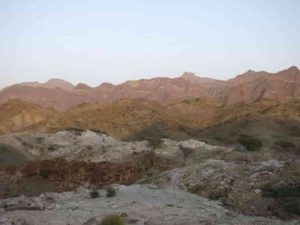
[
  {"left": 1, "top": 97, "right": 300, "bottom": 140},
  {"left": 0, "top": 99, "right": 57, "bottom": 135},
  {"left": 43, "top": 98, "right": 300, "bottom": 140},
  {"left": 0, "top": 73, "right": 223, "bottom": 110}
]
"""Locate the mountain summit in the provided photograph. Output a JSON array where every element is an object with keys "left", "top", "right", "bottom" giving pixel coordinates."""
[
  {"left": 19, "top": 78, "right": 75, "bottom": 90},
  {"left": 180, "top": 72, "right": 219, "bottom": 84}
]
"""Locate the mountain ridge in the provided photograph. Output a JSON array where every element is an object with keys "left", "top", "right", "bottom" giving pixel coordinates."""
[{"left": 1, "top": 66, "right": 299, "bottom": 110}]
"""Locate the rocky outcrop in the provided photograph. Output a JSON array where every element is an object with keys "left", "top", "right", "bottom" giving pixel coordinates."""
[{"left": 0, "top": 131, "right": 299, "bottom": 220}]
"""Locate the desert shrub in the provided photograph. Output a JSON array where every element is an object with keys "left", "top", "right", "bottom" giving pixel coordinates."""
[
  {"left": 39, "top": 168, "right": 50, "bottom": 179},
  {"left": 147, "top": 138, "right": 163, "bottom": 149},
  {"left": 86, "top": 145, "right": 93, "bottom": 150},
  {"left": 284, "top": 201, "right": 300, "bottom": 216},
  {"left": 65, "top": 127, "right": 85, "bottom": 132},
  {"left": 262, "top": 185, "right": 300, "bottom": 198},
  {"left": 89, "top": 190, "right": 100, "bottom": 198},
  {"left": 65, "top": 127, "right": 85, "bottom": 136},
  {"left": 105, "top": 185, "right": 116, "bottom": 197},
  {"left": 100, "top": 215, "right": 124, "bottom": 225},
  {"left": 274, "top": 141, "right": 295, "bottom": 149},
  {"left": 130, "top": 122, "right": 168, "bottom": 148},
  {"left": 287, "top": 125, "right": 300, "bottom": 137},
  {"left": 48, "top": 144, "right": 59, "bottom": 152},
  {"left": 0, "top": 144, "right": 15, "bottom": 153},
  {"left": 237, "top": 135, "right": 262, "bottom": 151},
  {"left": 36, "top": 137, "right": 44, "bottom": 143}
]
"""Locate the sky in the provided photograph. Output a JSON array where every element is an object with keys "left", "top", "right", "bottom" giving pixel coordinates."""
[{"left": 0, "top": 0, "right": 299, "bottom": 88}]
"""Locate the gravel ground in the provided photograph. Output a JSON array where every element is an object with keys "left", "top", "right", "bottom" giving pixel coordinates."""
[{"left": 1, "top": 185, "right": 299, "bottom": 225}]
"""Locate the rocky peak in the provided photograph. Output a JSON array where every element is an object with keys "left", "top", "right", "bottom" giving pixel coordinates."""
[
  {"left": 96, "top": 82, "right": 115, "bottom": 90},
  {"left": 286, "top": 66, "right": 299, "bottom": 73},
  {"left": 180, "top": 72, "right": 199, "bottom": 80},
  {"left": 180, "top": 72, "right": 218, "bottom": 84},
  {"left": 45, "top": 78, "right": 75, "bottom": 90},
  {"left": 74, "top": 83, "right": 92, "bottom": 90}
]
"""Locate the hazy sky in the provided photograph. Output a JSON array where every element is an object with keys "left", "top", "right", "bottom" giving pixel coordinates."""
[{"left": 0, "top": 0, "right": 299, "bottom": 88}]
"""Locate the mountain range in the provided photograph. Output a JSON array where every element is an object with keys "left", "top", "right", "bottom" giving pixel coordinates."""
[
  {"left": 1, "top": 66, "right": 300, "bottom": 223},
  {"left": 1, "top": 66, "right": 299, "bottom": 110}
]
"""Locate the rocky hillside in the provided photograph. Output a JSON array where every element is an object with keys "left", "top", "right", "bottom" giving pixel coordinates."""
[
  {"left": 0, "top": 130, "right": 299, "bottom": 222},
  {"left": 217, "top": 66, "right": 300, "bottom": 104},
  {"left": 28, "top": 98, "right": 300, "bottom": 140},
  {"left": 1, "top": 98, "right": 300, "bottom": 140},
  {"left": 0, "top": 99, "right": 57, "bottom": 135}
]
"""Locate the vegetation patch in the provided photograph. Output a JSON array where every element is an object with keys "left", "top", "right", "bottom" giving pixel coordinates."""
[
  {"left": 64, "top": 127, "right": 85, "bottom": 135},
  {"left": 105, "top": 185, "right": 117, "bottom": 197},
  {"left": 90, "top": 190, "right": 100, "bottom": 198},
  {"left": 100, "top": 215, "right": 124, "bottom": 225},
  {"left": 284, "top": 200, "right": 300, "bottom": 216},
  {"left": 237, "top": 134, "right": 262, "bottom": 151},
  {"left": 262, "top": 184, "right": 300, "bottom": 198},
  {"left": 39, "top": 168, "right": 50, "bottom": 179},
  {"left": 48, "top": 144, "right": 59, "bottom": 152}
]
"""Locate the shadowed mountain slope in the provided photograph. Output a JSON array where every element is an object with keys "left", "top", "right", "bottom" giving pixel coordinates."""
[{"left": 1, "top": 97, "right": 300, "bottom": 141}]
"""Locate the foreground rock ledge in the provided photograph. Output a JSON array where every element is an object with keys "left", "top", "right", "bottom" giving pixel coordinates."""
[{"left": 0, "top": 185, "right": 298, "bottom": 225}]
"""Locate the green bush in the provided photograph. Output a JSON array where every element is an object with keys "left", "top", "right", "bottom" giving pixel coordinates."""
[
  {"left": 237, "top": 134, "right": 262, "bottom": 151},
  {"left": 39, "top": 169, "right": 50, "bottom": 179},
  {"left": 48, "top": 144, "right": 59, "bottom": 152},
  {"left": 100, "top": 215, "right": 124, "bottom": 225},
  {"left": 89, "top": 190, "right": 100, "bottom": 198}
]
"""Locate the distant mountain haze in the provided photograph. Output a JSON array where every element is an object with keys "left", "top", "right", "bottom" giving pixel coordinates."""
[
  {"left": 18, "top": 79, "right": 75, "bottom": 90},
  {"left": 0, "top": 66, "right": 299, "bottom": 110}
]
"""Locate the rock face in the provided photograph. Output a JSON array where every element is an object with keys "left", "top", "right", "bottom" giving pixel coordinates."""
[
  {"left": 0, "top": 185, "right": 298, "bottom": 225},
  {"left": 1, "top": 66, "right": 299, "bottom": 110},
  {"left": 143, "top": 139, "right": 300, "bottom": 220},
  {"left": 0, "top": 130, "right": 152, "bottom": 162}
]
